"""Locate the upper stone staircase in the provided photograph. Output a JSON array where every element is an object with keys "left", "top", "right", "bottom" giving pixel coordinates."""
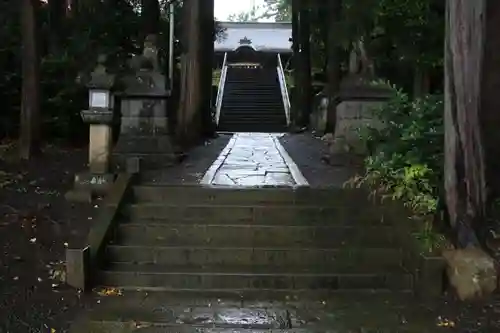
[
  {"left": 217, "top": 67, "right": 288, "bottom": 133},
  {"left": 97, "top": 185, "right": 412, "bottom": 293}
]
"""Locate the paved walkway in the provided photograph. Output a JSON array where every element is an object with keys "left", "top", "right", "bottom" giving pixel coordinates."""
[{"left": 201, "top": 133, "right": 308, "bottom": 187}]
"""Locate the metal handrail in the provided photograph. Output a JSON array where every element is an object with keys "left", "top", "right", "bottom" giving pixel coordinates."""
[
  {"left": 215, "top": 52, "right": 228, "bottom": 125},
  {"left": 277, "top": 53, "right": 291, "bottom": 125}
]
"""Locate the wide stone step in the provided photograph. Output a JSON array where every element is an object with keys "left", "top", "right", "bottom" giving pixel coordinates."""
[
  {"left": 221, "top": 111, "right": 285, "bottom": 116},
  {"left": 220, "top": 111, "right": 285, "bottom": 117},
  {"left": 221, "top": 104, "right": 284, "bottom": 108},
  {"left": 219, "top": 117, "right": 285, "bottom": 122},
  {"left": 99, "top": 264, "right": 412, "bottom": 291},
  {"left": 218, "top": 121, "right": 287, "bottom": 128},
  {"left": 114, "top": 224, "right": 397, "bottom": 248},
  {"left": 222, "top": 99, "right": 283, "bottom": 104},
  {"left": 225, "top": 90, "right": 280, "bottom": 93},
  {"left": 70, "top": 290, "right": 423, "bottom": 333},
  {"left": 132, "top": 185, "right": 371, "bottom": 205},
  {"left": 226, "top": 81, "right": 278, "bottom": 84},
  {"left": 217, "top": 126, "right": 288, "bottom": 133},
  {"left": 106, "top": 245, "right": 402, "bottom": 269},
  {"left": 71, "top": 289, "right": 423, "bottom": 333},
  {"left": 125, "top": 204, "right": 391, "bottom": 226},
  {"left": 72, "top": 323, "right": 313, "bottom": 333},
  {"left": 221, "top": 106, "right": 283, "bottom": 111},
  {"left": 224, "top": 86, "right": 279, "bottom": 90}
]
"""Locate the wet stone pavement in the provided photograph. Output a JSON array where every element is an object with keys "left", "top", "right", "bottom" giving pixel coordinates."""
[
  {"left": 201, "top": 133, "right": 307, "bottom": 187},
  {"left": 72, "top": 290, "right": 488, "bottom": 332}
]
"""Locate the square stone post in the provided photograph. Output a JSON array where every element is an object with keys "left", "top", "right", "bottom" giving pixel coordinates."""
[
  {"left": 112, "top": 35, "right": 177, "bottom": 171},
  {"left": 331, "top": 74, "right": 392, "bottom": 155},
  {"left": 65, "top": 55, "right": 116, "bottom": 202},
  {"left": 322, "top": 74, "right": 392, "bottom": 167}
]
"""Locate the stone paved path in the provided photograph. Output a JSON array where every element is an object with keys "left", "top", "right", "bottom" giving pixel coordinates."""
[{"left": 201, "top": 133, "right": 308, "bottom": 187}]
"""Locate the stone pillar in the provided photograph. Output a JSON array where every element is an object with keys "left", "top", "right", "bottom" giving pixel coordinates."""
[
  {"left": 65, "top": 55, "right": 116, "bottom": 202},
  {"left": 88, "top": 124, "right": 111, "bottom": 174},
  {"left": 327, "top": 74, "right": 391, "bottom": 160},
  {"left": 112, "top": 35, "right": 177, "bottom": 171}
]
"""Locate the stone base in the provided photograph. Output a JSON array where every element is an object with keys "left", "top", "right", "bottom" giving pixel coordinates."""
[
  {"left": 66, "top": 246, "right": 90, "bottom": 290},
  {"left": 65, "top": 172, "right": 115, "bottom": 202},
  {"left": 112, "top": 134, "right": 178, "bottom": 171},
  {"left": 332, "top": 100, "right": 387, "bottom": 155},
  {"left": 112, "top": 152, "right": 179, "bottom": 171}
]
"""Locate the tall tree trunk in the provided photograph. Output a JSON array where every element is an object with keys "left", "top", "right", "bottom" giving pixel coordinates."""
[
  {"left": 291, "top": 0, "right": 300, "bottom": 127},
  {"left": 413, "top": 66, "right": 430, "bottom": 98},
  {"left": 325, "top": 0, "right": 342, "bottom": 133},
  {"left": 444, "top": 0, "right": 500, "bottom": 248},
  {"left": 20, "top": 0, "right": 41, "bottom": 160},
  {"left": 141, "top": 0, "right": 160, "bottom": 36},
  {"left": 199, "top": 0, "right": 215, "bottom": 137},
  {"left": 48, "top": 0, "right": 66, "bottom": 52},
  {"left": 316, "top": 0, "right": 328, "bottom": 75},
  {"left": 297, "top": 0, "right": 311, "bottom": 127},
  {"left": 176, "top": 0, "right": 202, "bottom": 146}
]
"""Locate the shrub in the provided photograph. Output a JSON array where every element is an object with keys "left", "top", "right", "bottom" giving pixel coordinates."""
[{"left": 348, "top": 86, "right": 445, "bottom": 250}]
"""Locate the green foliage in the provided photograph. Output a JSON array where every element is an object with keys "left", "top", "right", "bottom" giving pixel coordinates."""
[
  {"left": 261, "top": 0, "right": 291, "bottom": 22},
  {"left": 351, "top": 87, "right": 444, "bottom": 218},
  {"left": 347, "top": 87, "right": 445, "bottom": 252},
  {"left": 262, "top": 0, "right": 444, "bottom": 91}
]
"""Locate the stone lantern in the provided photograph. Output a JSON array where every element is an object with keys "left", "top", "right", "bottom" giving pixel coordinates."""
[{"left": 66, "top": 55, "right": 116, "bottom": 202}]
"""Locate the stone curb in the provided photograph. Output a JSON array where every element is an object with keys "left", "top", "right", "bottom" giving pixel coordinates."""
[{"left": 66, "top": 172, "right": 135, "bottom": 290}]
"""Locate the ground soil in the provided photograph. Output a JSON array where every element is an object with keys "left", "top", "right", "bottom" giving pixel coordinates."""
[
  {"left": 140, "top": 134, "right": 232, "bottom": 184},
  {"left": 279, "top": 132, "right": 361, "bottom": 188},
  {"left": 0, "top": 142, "right": 96, "bottom": 333}
]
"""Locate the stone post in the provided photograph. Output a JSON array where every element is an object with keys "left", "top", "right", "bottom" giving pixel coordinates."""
[
  {"left": 112, "top": 35, "right": 177, "bottom": 171},
  {"left": 325, "top": 74, "right": 392, "bottom": 165},
  {"left": 66, "top": 55, "right": 116, "bottom": 202}
]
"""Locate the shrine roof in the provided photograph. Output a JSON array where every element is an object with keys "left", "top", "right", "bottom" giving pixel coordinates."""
[{"left": 214, "top": 21, "right": 292, "bottom": 53}]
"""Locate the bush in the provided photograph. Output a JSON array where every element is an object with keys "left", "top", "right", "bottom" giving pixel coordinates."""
[
  {"left": 348, "top": 87, "right": 445, "bottom": 251},
  {"left": 349, "top": 86, "right": 444, "bottom": 231}
]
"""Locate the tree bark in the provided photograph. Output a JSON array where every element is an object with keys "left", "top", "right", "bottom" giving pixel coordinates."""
[
  {"left": 444, "top": 0, "right": 500, "bottom": 248},
  {"left": 291, "top": 0, "right": 300, "bottom": 127},
  {"left": 20, "top": 0, "right": 41, "bottom": 159},
  {"left": 325, "top": 0, "right": 342, "bottom": 133},
  {"left": 176, "top": 0, "right": 203, "bottom": 146},
  {"left": 413, "top": 66, "right": 430, "bottom": 98},
  {"left": 297, "top": 0, "right": 311, "bottom": 127},
  {"left": 199, "top": 0, "right": 215, "bottom": 137}
]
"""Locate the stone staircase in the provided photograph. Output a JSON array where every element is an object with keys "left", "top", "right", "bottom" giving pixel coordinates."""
[
  {"left": 97, "top": 185, "right": 412, "bottom": 293},
  {"left": 217, "top": 67, "right": 288, "bottom": 133}
]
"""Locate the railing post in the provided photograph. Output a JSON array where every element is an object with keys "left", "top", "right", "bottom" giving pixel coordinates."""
[
  {"left": 277, "top": 53, "right": 291, "bottom": 126},
  {"left": 215, "top": 52, "right": 228, "bottom": 125}
]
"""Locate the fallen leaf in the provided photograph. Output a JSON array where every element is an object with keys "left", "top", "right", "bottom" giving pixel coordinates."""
[
  {"left": 436, "top": 316, "right": 456, "bottom": 328},
  {"left": 97, "top": 287, "right": 123, "bottom": 296}
]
